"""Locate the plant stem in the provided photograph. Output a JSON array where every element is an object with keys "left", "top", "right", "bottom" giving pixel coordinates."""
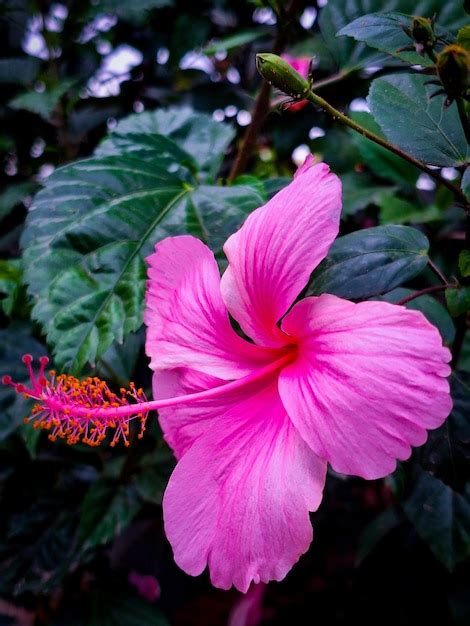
[
  {"left": 228, "top": 0, "right": 299, "bottom": 182},
  {"left": 427, "top": 259, "right": 448, "bottom": 285},
  {"left": 456, "top": 96, "right": 470, "bottom": 146},
  {"left": 397, "top": 284, "right": 456, "bottom": 306},
  {"left": 303, "top": 88, "right": 468, "bottom": 206},
  {"left": 228, "top": 81, "right": 272, "bottom": 182}
]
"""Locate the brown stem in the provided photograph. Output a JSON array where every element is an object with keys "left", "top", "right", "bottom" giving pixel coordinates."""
[
  {"left": 227, "top": 80, "right": 272, "bottom": 182},
  {"left": 397, "top": 284, "right": 456, "bottom": 306},
  {"left": 227, "top": 0, "right": 299, "bottom": 182},
  {"left": 427, "top": 259, "right": 448, "bottom": 285}
]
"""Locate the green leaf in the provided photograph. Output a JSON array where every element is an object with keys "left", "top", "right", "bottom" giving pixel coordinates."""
[
  {"left": 457, "top": 24, "right": 470, "bottom": 51},
  {"left": 403, "top": 470, "right": 470, "bottom": 570},
  {"left": 204, "top": 28, "right": 269, "bottom": 56},
  {"left": 0, "top": 259, "right": 28, "bottom": 318},
  {"left": 374, "top": 287, "right": 455, "bottom": 344},
  {"left": 78, "top": 479, "right": 141, "bottom": 550},
  {"left": 349, "top": 112, "right": 420, "bottom": 186},
  {"left": 446, "top": 286, "right": 470, "bottom": 317},
  {"left": 338, "top": 12, "right": 459, "bottom": 67},
  {"left": 92, "top": 331, "right": 142, "bottom": 387},
  {"left": 91, "top": 0, "right": 172, "bottom": 24},
  {"left": 450, "top": 372, "right": 470, "bottom": 448},
  {"left": 379, "top": 192, "right": 441, "bottom": 224},
  {"left": 459, "top": 250, "right": 470, "bottom": 277},
  {"left": 22, "top": 127, "right": 263, "bottom": 373},
  {"left": 309, "top": 225, "right": 429, "bottom": 299},
  {"left": 0, "top": 57, "right": 40, "bottom": 85},
  {"left": 341, "top": 172, "right": 393, "bottom": 216},
  {"left": 96, "top": 105, "right": 235, "bottom": 180},
  {"left": 0, "top": 324, "right": 45, "bottom": 441},
  {"left": 318, "top": 0, "right": 466, "bottom": 71},
  {"left": 0, "top": 182, "right": 38, "bottom": 221},
  {"left": 8, "top": 80, "right": 75, "bottom": 121},
  {"left": 133, "top": 468, "right": 167, "bottom": 505},
  {"left": 368, "top": 73, "right": 469, "bottom": 166},
  {"left": 357, "top": 508, "right": 402, "bottom": 564},
  {"left": 462, "top": 168, "right": 470, "bottom": 200},
  {"left": 318, "top": 0, "right": 387, "bottom": 71},
  {"left": 89, "top": 589, "right": 169, "bottom": 626}
]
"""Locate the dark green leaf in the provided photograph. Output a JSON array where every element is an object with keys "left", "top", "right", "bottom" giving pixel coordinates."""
[
  {"left": 379, "top": 192, "right": 441, "bottom": 224},
  {"left": 0, "top": 57, "right": 40, "bottom": 85},
  {"left": 368, "top": 74, "right": 469, "bottom": 166},
  {"left": 9, "top": 80, "right": 75, "bottom": 121},
  {"left": 450, "top": 372, "right": 470, "bottom": 447},
  {"left": 309, "top": 225, "right": 429, "bottom": 299},
  {"left": 0, "top": 181, "right": 37, "bottom": 221},
  {"left": 338, "top": 12, "right": 456, "bottom": 67},
  {"left": 374, "top": 287, "right": 455, "bottom": 344},
  {"left": 89, "top": 589, "right": 169, "bottom": 626},
  {"left": 319, "top": 0, "right": 466, "bottom": 71},
  {"left": 349, "top": 112, "right": 420, "bottom": 186},
  {"left": 0, "top": 324, "right": 45, "bottom": 441},
  {"left": 357, "top": 507, "right": 402, "bottom": 564},
  {"left": 133, "top": 468, "right": 167, "bottom": 505},
  {"left": 92, "top": 0, "right": 172, "bottom": 24},
  {"left": 97, "top": 106, "right": 235, "bottom": 180},
  {"left": 462, "top": 168, "right": 470, "bottom": 200},
  {"left": 78, "top": 480, "right": 140, "bottom": 549},
  {"left": 341, "top": 172, "right": 393, "bottom": 216},
  {"left": 0, "top": 259, "right": 29, "bottom": 318},
  {"left": 403, "top": 470, "right": 470, "bottom": 570},
  {"left": 446, "top": 286, "right": 470, "bottom": 317},
  {"left": 318, "top": 0, "right": 387, "bottom": 71},
  {"left": 23, "top": 128, "right": 263, "bottom": 373},
  {"left": 457, "top": 24, "right": 470, "bottom": 51},
  {"left": 93, "top": 331, "right": 143, "bottom": 387},
  {"left": 204, "top": 29, "right": 269, "bottom": 56},
  {"left": 459, "top": 250, "right": 470, "bottom": 277}
]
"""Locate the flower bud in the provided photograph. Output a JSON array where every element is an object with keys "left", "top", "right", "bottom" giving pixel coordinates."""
[
  {"left": 437, "top": 44, "right": 470, "bottom": 99},
  {"left": 410, "top": 16, "right": 436, "bottom": 50},
  {"left": 256, "top": 53, "right": 310, "bottom": 99}
]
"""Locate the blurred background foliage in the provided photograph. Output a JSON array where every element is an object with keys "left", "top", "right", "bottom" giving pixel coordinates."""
[{"left": 0, "top": 0, "right": 469, "bottom": 624}]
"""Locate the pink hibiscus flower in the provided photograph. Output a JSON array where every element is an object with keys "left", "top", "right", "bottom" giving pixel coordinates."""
[
  {"left": 144, "top": 156, "right": 451, "bottom": 590},
  {"left": 5, "top": 156, "right": 452, "bottom": 592}
]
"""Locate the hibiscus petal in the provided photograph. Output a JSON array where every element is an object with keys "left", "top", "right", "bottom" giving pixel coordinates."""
[
  {"left": 278, "top": 295, "right": 452, "bottom": 479},
  {"left": 220, "top": 160, "right": 341, "bottom": 347},
  {"left": 162, "top": 379, "right": 326, "bottom": 592},
  {"left": 145, "top": 235, "right": 275, "bottom": 379},
  {"left": 153, "top": 367, "right": 225, "bottom": 459}
]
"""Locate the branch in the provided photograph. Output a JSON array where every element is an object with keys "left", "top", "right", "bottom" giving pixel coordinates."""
[
  {"left": 396, "top": 284, "right": 456, "bottom": 306},
  {"left": 227, "top": 1, "right": 299, "bottom": 182},
  {"left": 427, "top": 259, "right": 448, "bottom": 285},
  {"left": 303, "top": 88, "right": 469, "bottom": 207}
]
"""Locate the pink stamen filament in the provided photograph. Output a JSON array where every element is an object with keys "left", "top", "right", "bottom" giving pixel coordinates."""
[
  {"left": 45, "top": 352, "right": 294, "bottom": 419},
  {"left": 3, "top": 351, "right": 296, "bottom": 447}
]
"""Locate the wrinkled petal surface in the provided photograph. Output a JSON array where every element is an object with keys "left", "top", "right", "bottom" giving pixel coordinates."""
[
  {"left": 279, "top": 295, "right": 452, "bottom": 479},
  {"left": 145, "top": 236, "right": 275, "bottom": 379},
  {"left": 163, "top": 378, "right": 326, "bottom": 592},
  {"left": 221, "top": 161, "right": 342, "bottom": 347}
]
